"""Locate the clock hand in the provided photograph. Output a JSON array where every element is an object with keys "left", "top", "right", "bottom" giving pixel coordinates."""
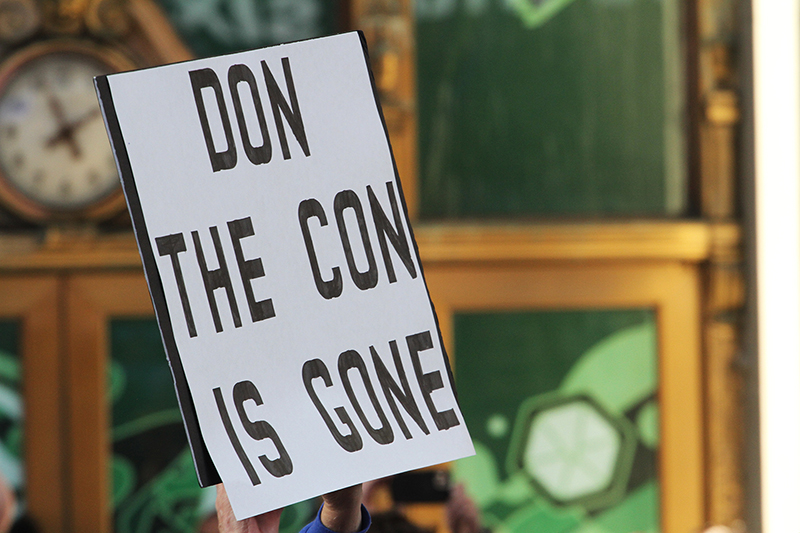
[
  {"left": 43, "top": 92, "right": 82, "bottom": 158},
  {"left": 47, "top": 94, "right": 69, "bottom": 129},
  {"left": 68, "top": 107, "right": 100, "bottom": 132},
  {"left": 45, "top": 107, "right": 101, "bottom": 159},
  {"left": 45, "top": 124, "right": 81, "bottom": 159}
]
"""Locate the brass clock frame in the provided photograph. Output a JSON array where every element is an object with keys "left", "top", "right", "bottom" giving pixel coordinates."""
[{"left": 0, "top": 39, "right": 136, "bottom": 223}]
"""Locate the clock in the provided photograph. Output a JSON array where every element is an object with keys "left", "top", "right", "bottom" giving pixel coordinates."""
[{"left": 0, "top": 40, "right": 135, "bottom": 222}]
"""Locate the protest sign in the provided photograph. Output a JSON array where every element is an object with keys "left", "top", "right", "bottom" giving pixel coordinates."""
[{"left": 96, "top": 31, "right": 474, "bottom": 519}]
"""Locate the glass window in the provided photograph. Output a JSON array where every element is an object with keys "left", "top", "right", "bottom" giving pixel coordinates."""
[
  {"left": 155, "top": 0, "right": 342, "bottom": 57},
  {"left": 110, "top": 319, "right": 212, "bottom": 533},
  {"left": 0, "top": 322, "right": 22, "bottom": 507},
  {"left": 109, "top": 319, "right": 317, "bottom": 533},
  {"left": 416, "top": 0, "right": 686, "bottom": 218},
  {"left": 453, "top": 309, "right": 659, "bottom": 532}
]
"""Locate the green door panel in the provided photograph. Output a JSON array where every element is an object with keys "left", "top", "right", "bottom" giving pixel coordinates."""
[
  {"left": 453, "top": 310, "right": 659, "bottom": 532},
  {"left": 109, "top": 319, "right": 316, "bottom": 533},
  {"left": 416, "top": 0, "right": 685, "bottom": 218}
]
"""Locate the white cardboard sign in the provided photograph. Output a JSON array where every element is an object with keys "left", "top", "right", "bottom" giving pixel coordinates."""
[{"left": 96, "top": 32, "right": 474, "bottom": 519}]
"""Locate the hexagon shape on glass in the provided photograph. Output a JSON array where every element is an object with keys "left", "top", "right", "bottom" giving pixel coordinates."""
[
  {"left": 506, "top": 394, "right": 637, "bottom": 511},
  {"left": 511, "top": 0, "right": 578, "bottom": 28}
]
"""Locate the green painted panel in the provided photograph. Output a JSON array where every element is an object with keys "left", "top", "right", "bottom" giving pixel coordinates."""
[
  {"left": 0, "top": 321, "right": 22, "bottom": 507},
  {"left": 154, "top": 0, "right": 341, "bottom": 58},
  {"left": 109, "top": 319, "right": 316, "bottom": 533},
  {"left": 110, "top": 319, "right": 208, "bottom": 533},
  {"left": 0, "top": 322, "right": 17, "bottom": 355},
  {"left": 416, "top": 0, "right": 686, "bottom": 218},
  {"left": 453, "top": 310, "right": 659, "bottom": 532}
]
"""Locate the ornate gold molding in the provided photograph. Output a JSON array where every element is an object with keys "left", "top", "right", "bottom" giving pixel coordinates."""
[
  {"left": 417, "top": 221, "right": 739, "bottom": 264},
  {"left": 698, "top": 0, "right": 744, "bottom": 527},
  {"left": 0, "top": 221, "right": 741, "bottom": 271},
  {"left": 0, "top": 0, "right": 191, "bottom": 65},
  {"left": 350, "top": 0, "right": 418, "bottom": 218}
]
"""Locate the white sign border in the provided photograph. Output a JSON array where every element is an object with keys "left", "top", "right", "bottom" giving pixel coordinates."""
[{"left": 95, "top": 31, "right": 463, "bottom": 490}]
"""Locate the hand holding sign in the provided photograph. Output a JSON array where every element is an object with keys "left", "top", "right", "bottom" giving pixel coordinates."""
[
  {"left": 96, "top": 31, "right": 474, "bottom": 519},
  {"left": 216, "top": 483, "right": 367, "bottom": 533},
  {"left": 215, "top": 484, "right": 283, "bottom": 533}
]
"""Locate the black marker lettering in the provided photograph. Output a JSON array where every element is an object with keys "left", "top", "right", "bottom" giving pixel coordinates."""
[
  {"left": 407, "top": 331, "right": 460, "bottom": 431},
  {"left": 334, "top": 190, "right": 378, "bottom": 291},
  {"left": 192, "top": 227, "right": 242, "bottom": 333},
  {"left": 214, "top": 387, "right": 260, "bottom": 485},
  {"left": 233, "top": 380, "right": 293, "bottom": 477},
  {"left": 227, "top": 64, "right": 272, "bottom": 165},
  {"left": 368, "top": 182, "right": 417, "bottom": 283},
  {"left": 262, "top": 57, "right": 310, "bottom": 159},
  {"left": 371, "top": 341, "right": 429, "bottom": 439},
  {"left": 298, "top": 199, "right": 343, "bottom": 299},
  {"left": 302, "top": 359, "right": 362, "bottom": 452},
  {"left": 189, "top": 68, "right": 237, "bottom": 172},
  {"left": 227, "top": 217, "right": 275, "bottom": 323},
  {"left": 338, "top": 350, "right": 394, "bottom": 445},
  {"left": 155, "top": 232, "right": 197, "bottom": 338}
]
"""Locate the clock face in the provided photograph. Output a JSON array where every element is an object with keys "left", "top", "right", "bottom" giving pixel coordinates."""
[{"left": 0, "top": 43, "right": 133, "bottom": 221}]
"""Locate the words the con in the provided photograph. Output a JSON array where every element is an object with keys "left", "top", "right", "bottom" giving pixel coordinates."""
[{"left": 154, "top": 181, "right": 416, "bottom": 338}]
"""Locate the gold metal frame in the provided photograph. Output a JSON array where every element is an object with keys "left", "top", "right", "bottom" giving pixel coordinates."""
[
  {"left": 66, "top": 271, "right": 153, "bottom": 533},
  {"left": 0, "top": 221, "right": 737, "bottom": 533},
  {"left": 351, "top": 0, "right": 418, "bottom": 218},
  {"left": 0, "top": 276, "right": 63, "bottom": 533},
  {"left": 422, "top": 259, "right": 705, "bottom": 533},
  {"left": 697, "top": 0, "right": 744, "bottom": 525}
]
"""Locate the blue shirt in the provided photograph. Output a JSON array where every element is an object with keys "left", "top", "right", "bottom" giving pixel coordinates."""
[{"left": 299, "top": 504, "right": 371, "bottom": 533}]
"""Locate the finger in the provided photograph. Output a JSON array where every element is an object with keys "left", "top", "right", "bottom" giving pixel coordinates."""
[
  {"left": 322, "top": 484, "right": 363, "bottom": 512},
  {"left": 216, "top": 484, "right": 284, "bottom": 533},
  {"left": 252, "top": 508, "right": 284, "bottom": 533},
  {"left": 216, "top": 484, "right": 244, "bottom": 533}
]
